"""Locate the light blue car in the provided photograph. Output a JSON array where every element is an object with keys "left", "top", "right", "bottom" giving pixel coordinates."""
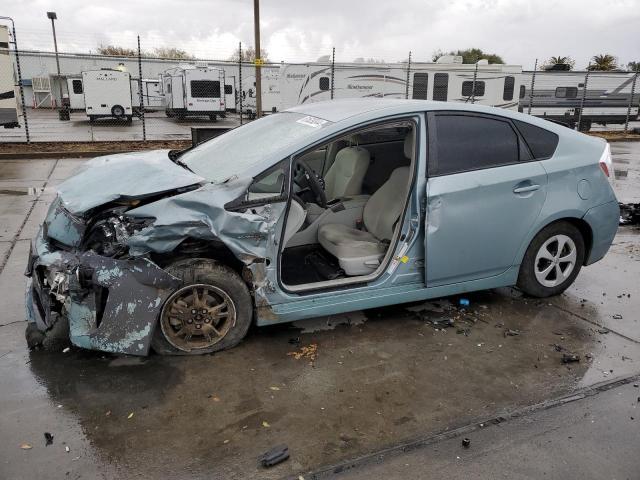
[{"left": 25, "top": 99, "right": 619, "bottom": 355}]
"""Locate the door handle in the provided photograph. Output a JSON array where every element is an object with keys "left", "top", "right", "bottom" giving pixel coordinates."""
[{"left": 513, "top": 184, "right": 540, "bottom": 194}]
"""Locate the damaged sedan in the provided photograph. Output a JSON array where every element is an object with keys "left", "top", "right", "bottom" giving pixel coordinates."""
[{"left": 25, "top": 99, "right": 619, "bottom": 355}]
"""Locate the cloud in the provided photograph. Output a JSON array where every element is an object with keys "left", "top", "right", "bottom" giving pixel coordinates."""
[{"left": 3, "top": 0, "right": 639, "bottom": 68}]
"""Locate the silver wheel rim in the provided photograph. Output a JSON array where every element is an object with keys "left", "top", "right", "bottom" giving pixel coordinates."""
[{"left": 534, "top": 234, "right": 577, "bottom": 288}]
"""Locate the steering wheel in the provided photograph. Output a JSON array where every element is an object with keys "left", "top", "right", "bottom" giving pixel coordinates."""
[{"left": 295, "top": 160, "right": 327, "bottom": 208}]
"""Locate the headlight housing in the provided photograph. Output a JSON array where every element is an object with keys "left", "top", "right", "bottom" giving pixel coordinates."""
[{"left": 83, "top": 210, "right": 153, "bottom": 258}]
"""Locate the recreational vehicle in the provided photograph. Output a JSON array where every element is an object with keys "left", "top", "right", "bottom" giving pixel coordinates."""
[
  {"left": 240, "top": 66, "right": 281, "bottom": 116},
  {"left": 161, "top": 65, "right": 225, "bottom": 120},
  {"left": 277, "top": 57, "right": 523, "bottom": 111},
  {"left": 81, "top": 69, "right": 134, "bottom": 123},
  {"left": 0, "top": 25, "right": 19, "bottom": 128},
  {"left": 66, "top": 76, "right": 163, "bottom": 112},
  {"left": 519, "top": 69, "right": 639, "bottom": 130}
]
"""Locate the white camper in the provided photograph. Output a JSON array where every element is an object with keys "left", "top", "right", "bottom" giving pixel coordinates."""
[
  {"left": 131, "top": 78, "right": 164, "bottom": 110},
  {"left": 162, "top": 65, "right": 225, "bottom": 120},
  {"left": 519, "top": 69, "right": 639, "bottom": 130},
  {"left": 0, "top": 25, "right": 19, "bottom": 128},
  {"left": 240, "top": 66, "right": 281, "bottom": 116},
  {"left": 81, "top": 69, "right": 134, "bottom": 123},
  {"left": 277, "top": 58, "right": 523, "bottom": 111}
]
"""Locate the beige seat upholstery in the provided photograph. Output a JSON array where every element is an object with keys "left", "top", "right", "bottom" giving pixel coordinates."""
[
  {"left": 282, "top": 199, "right": 306, "bottom": 246},
  {"left": 323, "top": 146, "right": 370, "bottom": 200},
  {"left": 317, "top": 130, "right": 414, "bottom": 276}
]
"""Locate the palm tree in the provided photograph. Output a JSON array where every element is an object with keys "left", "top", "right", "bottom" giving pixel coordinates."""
[
  {"left": 542, "top": 56, "right": 575, "bottom": 70},
  {"left": 588, "top": 54, "right": 618, "bottom": 71}
]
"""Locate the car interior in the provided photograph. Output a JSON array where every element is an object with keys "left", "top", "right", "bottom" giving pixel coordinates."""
[{"left": 279, "top": 120, "right": 416, "bottom": 289}]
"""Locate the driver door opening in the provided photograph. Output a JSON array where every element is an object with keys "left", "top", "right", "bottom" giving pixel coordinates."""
[{"left": 280, "top": 119, "right": 417, "bottom": 291}]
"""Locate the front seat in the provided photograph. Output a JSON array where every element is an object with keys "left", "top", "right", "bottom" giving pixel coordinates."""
[
  {"left": 318, "top": 166, "right": 410, "bottom": 275},
  {"left": 323, "top": 143, "right": 370, "bottom": 200}
]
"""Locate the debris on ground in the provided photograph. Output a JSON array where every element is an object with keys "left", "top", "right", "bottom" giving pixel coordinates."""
[
  {"left": 258, "top": 444, "right": 290, "bottom": 467},
  {"left": 19, "top": 443, "right": 32, "bottom": 450},
  {"left": 459, "top": 298, "right": 470, "bottom": 307},
  {"left": 65, "top": 446, "right": 70, "bottom": 453},
  {"left": 561, "top": 353, "right": 580, "bottom": 364},
  {"left": 262, "top": 421, "right": 271, "bottom": 428},
  {"left": 461, "top": 438, "right": 471, "bottom": 448},
  {"left": 612, "top": 314, "right": 623, "bottom": 320},
  {"left": 456, "top": 327, "right": 471, "bottom": 336},
  {"left": 62, "top": 347, "right": 70, "bottom": 353},
  {"left": 127, "top": 412, "right": 134, "bottom": 419},
  {"left": 504, "top": 328, "right": 520, "bottom": 337},
  {"left": 287, "top": 344, "right": 318, "bottom": 362},
  {"left": 44, "top": 432, "right": 54, "bottom": 446},
  {"left": 619, "top": 203, "right": 640, "bottom": 225},
  {"left": 288, "top": 337, "right": 301, "bottom": 346},
  {"left": 598, "top": 328, "right": 610, "bottom": 334}
]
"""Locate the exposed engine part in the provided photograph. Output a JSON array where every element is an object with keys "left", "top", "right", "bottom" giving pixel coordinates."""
[{"left": 83, "top": 213, "right": 153, "bottom": 258}]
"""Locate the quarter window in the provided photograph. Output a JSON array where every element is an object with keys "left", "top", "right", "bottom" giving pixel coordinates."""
[
  {"left": 555, "top": 87, "right": 578, "bottom": 98},
  {"left": 433, "top": 73, "right": 449, "bottom": 101},
  {"left": 503, "top": 76, "right": 515, "bottom": 100},
  {"left": 513, "top": 120, "right": 559, "bottom": 159},
  {"left": 412, "top": 72, "right": 428, "bottom": 100},
  {"left": 319, "top": 76, "right": 330, "bottom": 91},
  {"left": 72, "top": 79, "right": 83, "bottom": 94},
  {"left": 434, "top": 114, "right": 520, "bottom": 175},
  {"left": 519, "top": 84, "right": 526, "bottom": 99},
  {"left": 190, "top": 80, "right": 221, "bottom": 98},
  {"left": 461, "top": 80, "right": 485, "bottom": 97}
]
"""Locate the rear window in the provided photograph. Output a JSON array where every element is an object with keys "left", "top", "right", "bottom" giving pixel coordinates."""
[
  {"left": 433, "top": 73, "right": 448, "bottom": 101},
  {"left": 461, "top": 80, "right": 485, "bottom": 97},
  {"left": 503, "top": 76, "right": 515, "bottom": 100},
  {"left": 513, "top": 120, "right": 559, "bottom": 159},
  {"left": 434, "top": 114, "right": 520, "bottom": 175},
  {"left": 190, "top": 80, "right": 220, "bottom": 98},
  {"left": 412, "top": 72, "right": 428, "bottom": 100}
]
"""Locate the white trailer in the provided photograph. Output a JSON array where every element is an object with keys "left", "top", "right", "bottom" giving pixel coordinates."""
[
  {"left": 0, "top": 25, "right": 19, "bottom": 128},
  {"left": 277, "top": 58, "right": 523, "bottom": 111},
  {"left": 239, "top": 66, "right": 281, "bottom": 116},
  {"left": 67, "top": 76, "right": 163, "bottom": 112},
  {"left": 518, "top": 70, "right": 639, "bottom": 129},
  {"left": 80, "top": 69, "right": 134, "bottom": 123},
  {"left": 162, "top": 65, "right": 225, "bottom": 120}
]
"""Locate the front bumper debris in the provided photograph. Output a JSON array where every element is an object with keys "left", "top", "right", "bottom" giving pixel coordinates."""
[{"left": 25, "top": 227, "right": 180, "bottom": 355}]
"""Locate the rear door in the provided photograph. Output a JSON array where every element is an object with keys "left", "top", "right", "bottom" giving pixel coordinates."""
[{"left": 425, "top": 111, "right": 548, "bottom": 286}]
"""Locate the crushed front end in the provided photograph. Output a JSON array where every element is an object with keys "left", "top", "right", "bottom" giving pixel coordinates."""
[{"left": 25, "top": 196, "right": 181, "bottom": 355}]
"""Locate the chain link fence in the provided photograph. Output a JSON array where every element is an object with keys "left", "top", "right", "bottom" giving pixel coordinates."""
[{"left": 1, "top": 25, "right": 639, "bottom": 144}]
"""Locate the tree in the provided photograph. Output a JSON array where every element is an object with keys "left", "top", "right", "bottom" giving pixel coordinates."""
[
  {"left": 432, "top": 48, "right": 504, "bottom": 64},
  {"left": 353, "top": 57, "right": 386, "bottom": 63},
  {"left": 588, "top": 54, "right": 618, "bottom": 71},
  {"left": 541, "top": 56, "right": 575, "bottom": 70},
  {"left": 151, "top": 47, "right": 193, "bottom": 60},
  {"left": 228, "top": 46, "right": 269, "bottom": 63},
  {"left": 97, "top": 44, "right": 137, "bottom": 57},
  {"left": 627, "top": 61, "right": 640, "bottom": 72}
]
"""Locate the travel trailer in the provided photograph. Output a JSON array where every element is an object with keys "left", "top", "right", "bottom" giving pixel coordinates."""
[
  {"left": 66, "top": 76, "right": 163, "bottom": 112},
  {"left": 161, "top": 65, "right": 225, "bottom": 120},
  {"left": 277, "top": 57, "right": 523, "bottom": 111},
  {"left": 519, "top": 69, "right": 639, "bottom": 130},
  {"left": 78, "top": 69, "right": 134, "bottom": 123},
  {"left": 0, "top": 25, "right": 19, "bottom": 128},
  {"left": 240, "top": 66, "right": 281, "bottom": 116}
]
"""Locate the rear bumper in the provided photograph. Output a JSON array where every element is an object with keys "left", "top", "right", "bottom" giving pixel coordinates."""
[
  {"left": 583, "top": 200, "right": 620, "bottom": 265},
  {"left": 25, "top": 228, "right": 180, "bottom": 355}
]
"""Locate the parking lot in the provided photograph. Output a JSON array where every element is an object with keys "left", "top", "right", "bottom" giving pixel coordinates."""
[{"left": 0, "top": 143, "right": 639, "bottom": 479}]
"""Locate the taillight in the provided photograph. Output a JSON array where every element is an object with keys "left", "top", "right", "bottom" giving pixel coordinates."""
[
  {"left": 599, "top": 161, "right": 610, "bottom": 177},
  {"left": 598, "top": 143, "right": 614, "bottom": 183}
]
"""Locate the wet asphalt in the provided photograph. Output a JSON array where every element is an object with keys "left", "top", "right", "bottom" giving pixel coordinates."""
[{"left": 0, "top": 143, "right": 639, "bottom": 479}]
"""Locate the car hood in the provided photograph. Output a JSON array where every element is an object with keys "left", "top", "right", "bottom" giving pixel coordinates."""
[{"left": 56, "top": 150, "right": 205, "bottom": 215}]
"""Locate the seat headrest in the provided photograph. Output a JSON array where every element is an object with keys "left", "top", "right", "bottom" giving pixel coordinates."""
[
  {"left": 403, "top": 128, "right": 415, "bottom": 159},
  {"left": 348, "top": 134, "right": 363, "bottom": 146}
]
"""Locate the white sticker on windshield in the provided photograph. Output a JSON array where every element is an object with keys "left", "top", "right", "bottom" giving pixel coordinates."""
[{"left": 296, "top": 116, "right": 328, "bottom": 128}]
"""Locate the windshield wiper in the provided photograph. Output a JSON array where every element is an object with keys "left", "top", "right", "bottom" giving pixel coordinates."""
[{"left": 168, "top": 150, "right": 195, "bottom": 173}]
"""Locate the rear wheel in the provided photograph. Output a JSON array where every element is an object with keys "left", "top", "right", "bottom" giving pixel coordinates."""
[
  {"left": 151, "top": 259, "right": 252, "bottom": 355},
  {"left": 209, "top": 114, "right": 217, "bottom": 122},
  {"left": 111, "top": 105, "right": 125, "bottom": 118},
  {"left": 517, "top": 222, "right": 585, "bottom": 297}
]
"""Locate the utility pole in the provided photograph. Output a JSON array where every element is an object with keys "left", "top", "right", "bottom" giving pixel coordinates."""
[
  {"left": 46, "top": 12, "right": 63, "bottom": 108},
  {"left": 253, "top": 0, "right": 262, "bottom": 118}
]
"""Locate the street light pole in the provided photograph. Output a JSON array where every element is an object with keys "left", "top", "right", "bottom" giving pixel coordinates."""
[
  {"left": 253, "top": 0, "right": 262, "bottom": 118},
  {"left": 46, "top": 11, "right": 63, "bottom": 108}
]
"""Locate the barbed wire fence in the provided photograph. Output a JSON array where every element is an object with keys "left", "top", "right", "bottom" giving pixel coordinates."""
[{"left": 1, "top": 23, "right": 639, "bottom": 144}]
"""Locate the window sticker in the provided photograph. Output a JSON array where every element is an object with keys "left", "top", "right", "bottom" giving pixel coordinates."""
[{"left": 296, "top": 116, "right": 328, "bottom": 128}]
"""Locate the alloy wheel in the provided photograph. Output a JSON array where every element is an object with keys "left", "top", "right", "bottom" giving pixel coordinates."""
[{"left": 534, "top": 234, "right": 577, "bottom": 288}]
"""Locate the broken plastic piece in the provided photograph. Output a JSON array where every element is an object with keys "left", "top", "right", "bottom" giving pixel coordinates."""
[
  {"left": 44, "top": 432, "right": 54, "bottom": 446},
  {"left": 462, "top": 438, "right": 471, "bottom": 448},
  {"left": 258, "top": 444, "right": 290, "bottom": 467},
  {"left": 459, "top": 298, "right": 470, "bottom": 307}
]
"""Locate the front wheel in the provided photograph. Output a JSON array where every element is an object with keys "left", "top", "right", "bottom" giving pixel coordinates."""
[
  {"left": 517, "top": 222, "right": 585, "bottom": 298},
  {"left": 152, "top": 259, "right": 252, "bottom": 355}
]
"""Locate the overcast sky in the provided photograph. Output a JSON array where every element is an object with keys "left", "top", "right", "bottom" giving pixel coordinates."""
[{"left": 3, "top": 0, "right": 639, "bottom": 69}]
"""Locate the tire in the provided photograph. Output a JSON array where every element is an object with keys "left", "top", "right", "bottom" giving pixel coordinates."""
[
  {"left": 209, "top": 114, "right": 217, "bottom": 122},
  {"left": 88, "top": 116, "right": 95, "bottom": 124},
  {"left": 151, "top": 259, "right": 252, "bottom": 355},
  {"left": 517, "top": 221, "right": 585, "bottom": 298},
  {"left": 25, "top": 314, "right": 71, "bottom": 351},
  {"left": 111, "top": 105, "right": 125, "bottom": 118}
]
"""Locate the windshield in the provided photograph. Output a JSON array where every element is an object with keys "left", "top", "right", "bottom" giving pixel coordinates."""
[{"left": 181, "top": 112, "right": 332, "bottom": 182}]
